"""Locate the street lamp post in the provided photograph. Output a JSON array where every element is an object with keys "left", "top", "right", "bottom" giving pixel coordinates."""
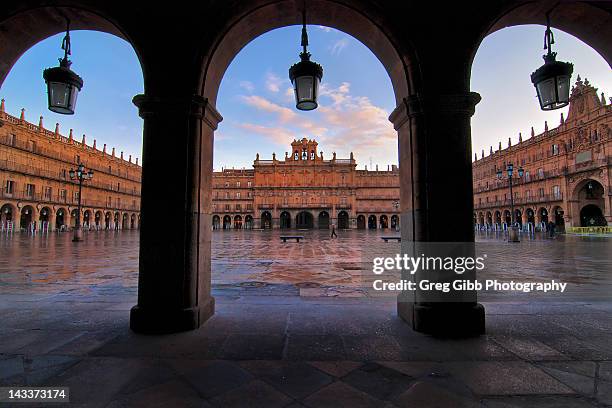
[
  {"left": 69, "top": 163, "right": 94, "bottom": 242},
  {"left": 497, "top": 163, "right": 524, "bottom": 243}
]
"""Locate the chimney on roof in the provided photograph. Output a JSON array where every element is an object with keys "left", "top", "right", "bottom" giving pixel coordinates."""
[
  {"left": 54, "top": 123, "right": 59, "bottom": 136},
  {"left": 601, "top": 92, "right": 606, "bottom": 105},
  {"left": 82, "top": 134, "right": 86, "bottom": 146},
  {"left": 481, "top": 149, "right": 484, "bottom": 159},
  {"left": 544, "top": 121, "right": 548, "bottom": 132},
  {"left": 129, "top": 154, "right": 132, "bottom": 163},
  {"left": 38, "top": 116, "right": 43, "bottom": 130},
  {"left": 518, "top": 132, "right": 522, "bottom": 143},
  {"left": 531, "top": 126, "right": 535, "bottom": 138},
  {"left": 498, "top": 141, "right": 502, "bottom": 151},
  {"left": 490, "top": 146, "right": 493, "bottom": 155},
  {"left": 508, "top": 137, "right": 511, "bottom": 147},
  {"left": 136, "top": 158, "right": 139, "bottom": 165},
  {"left": 0, "top": 99, "right": 4, "bottom": 112},
  {"left": 103, "top": 144, "right": 107, "bottom": 154},
  {"left": 112, "top": 147, "right": 115, "bottom": 157},
  {"left": 560, "top": 112, "right": 565, "bottom": 124},
  {"left": 93, "top": 139, "right": 97, "bottom": 149},
  {"left": 20, "top": 108, "right": 25, "bottom": 122},
  {"left": 120, "top": 151, "right": 124, "bottom": 160},
  {"left": 69, "top": 129, "right": 73, "bottom": 141},
  {"left": 474, "top": 153, "right": 478, "bottom": 161}
]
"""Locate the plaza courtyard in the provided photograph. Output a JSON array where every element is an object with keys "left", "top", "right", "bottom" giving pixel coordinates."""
[{"left": 1, "top": 230, "right": 612, "bottom": 407}]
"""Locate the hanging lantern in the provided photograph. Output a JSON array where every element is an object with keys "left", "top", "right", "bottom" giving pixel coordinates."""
[
  {"left": 43, "top": 19, "right": 84, "bottom": 114},
  {"left": 289, "top": 4, "right": 323, "bottom": 111},
  {"left": 530, "top": 12, "right": 573, "bottom": 110}
]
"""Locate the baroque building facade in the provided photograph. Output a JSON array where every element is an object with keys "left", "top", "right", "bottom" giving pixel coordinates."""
[
  {"left": 472, "top": 77, "right": 611, "bottom": 232},
  {"left": 0, "top": 100, "right": 141, "bottom": 232},
  {"left": 212, "top": 138, "right": 401, "bottom": 230}
]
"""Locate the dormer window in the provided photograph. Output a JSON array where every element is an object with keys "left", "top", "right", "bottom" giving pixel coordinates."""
[
  {"left": 302, "top": 149, "right": 307, "bottom": 160},
  {"left": 310, "top": 150, "right": 315, "bottom": 160},
  {"left": 294, "top": 151, "right": 299, "bottom": 160}
]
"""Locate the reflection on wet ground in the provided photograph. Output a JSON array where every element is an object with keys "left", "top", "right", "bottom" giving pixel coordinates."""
[{"left": 0, "top": 229, "right": 610, "bottom": 301}]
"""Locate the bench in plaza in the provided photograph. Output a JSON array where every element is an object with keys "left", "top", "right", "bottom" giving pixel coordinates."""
[
  {"left": 280, "top": 235, "right": 304, "bottom": 243},
  {"left": 381, "top": 236, "right": 401, "bottom": 242}
]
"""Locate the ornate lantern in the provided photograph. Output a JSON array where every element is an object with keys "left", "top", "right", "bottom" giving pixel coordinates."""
[
  {"left": 289, "top": 4, "right": 323, "bottom": 111},
  {"left": 530, "top": 12, "right": 573, "bottom": 110},
  {"left": 43, "top": 19, "right": 84, "bottom": 114}
]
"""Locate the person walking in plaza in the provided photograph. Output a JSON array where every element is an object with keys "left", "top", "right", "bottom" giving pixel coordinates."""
[{"left": 331, "top": 223, "right": 337, "bottom": 239}]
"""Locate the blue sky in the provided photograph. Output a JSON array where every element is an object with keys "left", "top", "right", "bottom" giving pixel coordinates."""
[{"left": 1, "top": 25, "right": 609, "bottom": 169}]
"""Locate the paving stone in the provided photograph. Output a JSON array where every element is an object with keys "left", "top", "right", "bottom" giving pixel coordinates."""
[
  {"left": 538, "top": 335, "right": 612, "bottom": 360},
  {"left": 209, "top": 380, "right": 292, "bottom": 408},
  {"left": 303, "top": 381, "right": 384, "bottom": 408},
  {"left": 342, "top": 335, "right": 403, "bottom": 361},
  {"left": 481, "top": 395, "right": 598, "bottom": 407},
  {"left": 598, "top": 361, "right": 612, "bottom": 382},
  {"left": 112, "top": 379, "right": 206, "bottom": 408},
  {"left": 393, "top": 380, "right": 483, "bottom": 408},
  {"left": 596, "top": 380, "right": 612, "bottom": 406},
  {"left": 170, "top": 360, "right": 252, "bottom": 399},
  {"left": 219, "top": 334, "right": 286, "bottom": 360},
  {"left": 492, "top": 335, "right": 566, "bottom": 360},
  {"left": 308, "top": 361, "right": 362, "bottom": 378},
  {"left": 444, "top": 361, "right": 575, "bottom": 396},
  {"left": 536, "top": 361, "right": 597, "bottom": 395},
  {"left": 342, "top": 362, "right": 413, "bottom": 400},
  {"left": 239, "top": 361, "right": 332, "bottom": 399},
  {"left": 286, "top": 335, "right": 346, "bottom": 360}
]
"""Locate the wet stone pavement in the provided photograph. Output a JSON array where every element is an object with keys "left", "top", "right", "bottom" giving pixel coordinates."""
[{"left": 1, "top": 229, "right": 612, "bottom": 407}]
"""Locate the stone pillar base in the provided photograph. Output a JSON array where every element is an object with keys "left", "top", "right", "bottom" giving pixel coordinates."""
[
  {"left": 130, "top": 297, "right": 215, "bottom": 334},
  {"left": 398, "top": 301, "right": 485, "bottom": 337}
]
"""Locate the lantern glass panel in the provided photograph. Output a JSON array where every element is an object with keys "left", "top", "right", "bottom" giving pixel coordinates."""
[
  {"left": 557, "top": 75, "right": 570, "bottom": 104},
  {"left": 536, "top": 78, "right": 556, "bottom": 109},
  {"left": 294, "top": 75, "right": 319, "bottom": 110}
]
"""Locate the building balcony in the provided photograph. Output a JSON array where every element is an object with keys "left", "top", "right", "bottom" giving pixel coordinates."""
[{"left": 474, "top": 193, "right": 564, "bottom": 210}]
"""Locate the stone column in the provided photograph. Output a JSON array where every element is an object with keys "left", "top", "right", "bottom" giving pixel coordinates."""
[
  {"left": 390, "top": 92, "right": 485, "bottom": 336},
  {"left": 130, "top": 94, "right": 222, "bottom": 334}
]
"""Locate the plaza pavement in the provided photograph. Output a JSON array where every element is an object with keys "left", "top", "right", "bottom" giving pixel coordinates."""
[{"left": 1, "top": 230, "right": 612, "bottom": 407}]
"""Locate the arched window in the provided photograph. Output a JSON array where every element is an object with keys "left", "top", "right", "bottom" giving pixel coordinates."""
[
  {"left": 294, "top": 151, "right": 299, "bottom": 160},
  {"left": 302, "top": 149, "right": 307, "bottom": 160},
  {"left": 310, "top": 150, "right": 315, "bottom": 160}
]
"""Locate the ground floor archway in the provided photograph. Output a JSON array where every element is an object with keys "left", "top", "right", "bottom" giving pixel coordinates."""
[
  {"left": 223, "top": 215, "right": 232, "bottom": 230},
  {"left": 296, "top": 211, "right": 314, "bottom": 229},
  {"left": 368, "top": 215, "right": 377, "bottom": 229},
  {"left": 212, "top": 215, "right": 221, "bottom": 230},
  {"left": 580, "top": 204, "right": 607, "bottom": 227},
  {"left": 280, "top": 211, "right": 291, "bottom": 229},
  {"left": 357, "top": 215, "right": 366, "bottom": 229},
  {"left": 338, "top": 211, "right": 349, "bottom": 229},
  {"left": 233, "top": 215, "right": 243, "bottom": 229},
  {"left": 318, "top": 211, "right": 330, "bottom": 229},
  {"left": 261, "top": 211, "right": 272, "bottom": 229},
  {"left": 245, "top": 215, "right": 253, "bottom": 229},
  {"left": 95, "top": 211, "right": 103, "bottom": 227},
  {"left": 20, "top": 206, "right": 34, "bottom": 230},
  {"left": 380, "top": 215, "right": 389, "bottom": 229},
  {"left": 391, "top": 214, "right": 399, "bottom": 229}
]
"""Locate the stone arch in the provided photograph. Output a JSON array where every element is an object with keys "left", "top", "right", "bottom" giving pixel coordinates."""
[
  {"left": 212, "top": 215, "right": 221, "bottom": 230},
  {"left": 337, "top": 211, "right": 349, "bottom": 230},
  {"left": 1, "top": 203, "right": 15, "bottom": 225},
  {"left": 233, "top": 214, "right": 242, "bottom": 229},
  {"left": 122, "top": 212, "right": 129, "bottom": 229},
  {"left": 280, "top": 211, "right": 291, "bottom": 229},
  {"left": 368, "top": 215, "right": 377, "bottom": 229},
  {"left": 380, "top": 215, "right": 389, "bottom": 229},
  {"left": 357, "top": 215, "right": 366, "bottom": 230},
  {"left": 56, "top": 208, "right": 67, "bottom": 230},
  {"left": 296, "top": 211, "right": 314, "bottom": 229},
  {"left": 104, "top": 211, "right": 112, "bottom": 229},
  {"left": 538, "top": 207, "right": 549, "bottom": 224},
  {"left": 95, "top": 210, "right": 103, "bottom": 227},
  {"left": 223, "top": 215, "right": 232, "bottom": 230},
  {"left": 197, "top": 0, "right": 416, "bottom": 107},
  {"left": 83, "top": 210, "right": 92, "bottom": 228},
  {"left": 390, "top": 214, "right": 399, "bottom": 230},
  {"left": 0, "top": 6, "right": 147, "bottom": 92},
  {"left": 479, "top": 2, "right": 612, "bottom": 68},
  {"left": 318, "top": 211, "right": 330, "bottom": 229},
  {"left": 261, "top": 211, "right": 272, "bottom": 230},
  {"left": 244, "top": 215, "right": 253, "bottom": 229},
  {"left": 130, "top": 213, "right": 136, "bottom": 229},
  {"left": 580, "top": 204, "right": 607, "bottom": 227},
  {"left": 20, "top": 205, "right": 35, "bottom": 230}
]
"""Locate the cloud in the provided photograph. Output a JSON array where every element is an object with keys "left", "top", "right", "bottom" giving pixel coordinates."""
[
  {"left": 239, "top": 81, "right": 254, "bottom": 92},
  {"left": 241, "top": 95, "right": 296, "bottom": 123},
  {"left": 236, "top": 85, "right": 395, "bottom": 165},
  {"left": 238, "top": 123, "right": 294, "bottom": 144},
  {"left": 329, "top": 38, "right": 349, "bottom": 56},
  {"left": 265, "top": 72, "right": 285, "bottom": 93},
  {"left": 318, "top": 26, "right": 333, "bottom": 32}
]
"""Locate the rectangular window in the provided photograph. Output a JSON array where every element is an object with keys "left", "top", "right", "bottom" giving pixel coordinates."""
[
  {"left": 60, "top": 189, "right": 67, "bottom": 201},
  {"left": 236, "top": 204, "right": 241, "bottom": 211},
  {"left": 537, "top": 168, "right": 544, "bottom": 178},
  {"left": 44, "top": 187, "right": 52, "bottom": 200},
  {"left": 74, "top": 191, "right": 79, "bottom": 201},
  {"left": 247, "top": 204, "right": 253, "bottom": 210},
  {"left": 538, "top": 188, "right": 544, "bottom": 197},
  {"left": 8, "top": 134, "right": 16, "bottom": 146},
  {"left": 552, "top": 185, "right": 561, "bottom": 198},
  {"left": 552, "top": 144, "right": 559, "bottom": 155},
  {"left": 108, "top": 196, "right": 112, "bottom": 206},
  {"left": 225, "top": 204, "right": 230, "bottom": 211},
  {"left": 225, "top": 192, "right": 229, "bottom": 199},
  {"left": 236, "top": 181, "right": 240, "bottom": 188},
  {"left": 247, "top": 192, "right": 252, "bottom": 198},
  {"left": 5, "top": 180, "right": 14, "bottom": 194},
  {"left": 247, "top": 181, "right": 252, "bottom": 187},
  {"left": 236, "top": 192, "right": 241, "bottom": 199},
  {"left": 26, "top": 184, "right": 35, "bottom": 198},
  {"left": 60, "top": 169, "right": 67, "bottom": 179}
]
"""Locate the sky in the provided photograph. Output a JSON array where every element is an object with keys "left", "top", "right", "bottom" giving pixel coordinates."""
[{"left": 0, "top": 25, "right": 609, "bottom": 169}]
